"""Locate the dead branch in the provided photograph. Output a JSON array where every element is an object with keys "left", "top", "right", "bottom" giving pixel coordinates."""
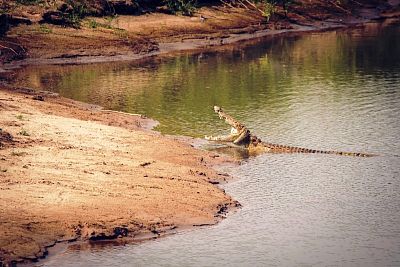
[
  {"left": 330, "top": 0, "right": 352, "bottom": 14},
  {"left": 236, "top": 0, "right": 250, "bottom": 10},
  {"left": 243, "top": 0, "right": 265, "bottom": 15},
  {"left": 219, "top": 0, "right": 234, "bottom": 8},
  {"left": 0, "top": 40, "right": 26, "bottom": 53},
  {"left": 0, "top": 44, "right": 18, "bottom": 55}
]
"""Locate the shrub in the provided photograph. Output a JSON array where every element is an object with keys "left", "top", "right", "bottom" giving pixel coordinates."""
[
  {"left": 39, "top": 24, "right": 52, "bottom": 33},
  {"left": 164, "top": 0, "right": 197, "bottom": 16},
  {"left": 63, "top": 0, "right": 89, "bottom": 28},
  {"left": 264, "top": 2, "right": 276, "bottom": 20},
  {"left": 88, "top": 19, "right": 99, "bottom": 29}
]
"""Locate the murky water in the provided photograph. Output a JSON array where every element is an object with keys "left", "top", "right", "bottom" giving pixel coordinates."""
[{"left": 15, "top": 20, "right": 400, "bottom": 266}]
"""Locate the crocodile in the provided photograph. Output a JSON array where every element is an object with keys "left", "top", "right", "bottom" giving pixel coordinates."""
[{"left": 205, "top": 106, "right": 373, "bottom": 157}]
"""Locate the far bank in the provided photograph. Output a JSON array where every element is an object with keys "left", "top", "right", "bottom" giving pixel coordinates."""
[{"left": 1, "top": 0, "right": 399, "bottom": 70}]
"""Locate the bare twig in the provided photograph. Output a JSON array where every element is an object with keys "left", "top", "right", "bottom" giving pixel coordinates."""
[
  {"left": 243, "top": 0, "right": 265, "bottom": 15},
  {"left": 330, "top": 0, "right": 352, "bottom": 14},
  {"left": 0, "top": 40, "right": 26, "bottom": 53},
  {"left": 0, "top": 44, "right": 18, "bottom": 56},
  {"left": 236, "top": 0, "right": 250, "bottom": 10},
  {"left": 219, "top": 0, "right": 234, "bottom": 8},
  {"left": 349, "top": 0, "right": 363, "bottom": 6}
]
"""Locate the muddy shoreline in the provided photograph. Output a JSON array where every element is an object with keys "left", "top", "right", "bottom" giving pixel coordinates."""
[{"left": 1, "top": 2, "right": 400, "bottom": 266}]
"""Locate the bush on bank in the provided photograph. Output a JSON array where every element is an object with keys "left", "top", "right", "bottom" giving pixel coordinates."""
[{"left": 0, "top": 0, "right": 392, "bottom": 34}]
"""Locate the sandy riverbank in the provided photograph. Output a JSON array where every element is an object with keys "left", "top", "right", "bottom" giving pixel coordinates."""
[
  {"left": 0, "top": 87, "right": 239, "bottom": 265},
  {"left": 0, "top": 0, "right": 399, "bottom": 265}
]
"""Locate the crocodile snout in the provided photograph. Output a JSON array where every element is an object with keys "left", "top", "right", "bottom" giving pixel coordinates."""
[{"left": 214, "top": 106, "right": 222, "bottom": 113}]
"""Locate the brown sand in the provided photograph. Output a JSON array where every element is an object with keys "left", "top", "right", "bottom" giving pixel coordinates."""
[{"left": 0, "top": 88, "right": 238, "bottom": 265}]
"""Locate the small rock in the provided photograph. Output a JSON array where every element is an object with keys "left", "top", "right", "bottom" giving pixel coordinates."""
[
  {"left": 139, "top": 162, "right": 152, "bottom": 167},
  {"left": 113, "top": 227, "right": 128, "bottom": 237},
  {"left": 33, "top": 95, "right": 45, "bottom": 101}
]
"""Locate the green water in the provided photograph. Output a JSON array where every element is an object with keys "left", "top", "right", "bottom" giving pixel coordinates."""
[
  {"left": 14, "top": 19, "right": 400, "bottom": 140},
  {"left": 13, "top": 19, "right": 400, "bottom": 266}
]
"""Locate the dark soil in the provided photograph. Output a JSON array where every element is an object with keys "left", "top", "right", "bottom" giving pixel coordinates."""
[{"left": 0, "top": 129, "right": 13, "bottom": 148}]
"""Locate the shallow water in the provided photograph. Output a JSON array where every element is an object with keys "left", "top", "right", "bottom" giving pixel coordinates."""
[{"left": 15, "top": 20, "right": 400, "bottom": 266}]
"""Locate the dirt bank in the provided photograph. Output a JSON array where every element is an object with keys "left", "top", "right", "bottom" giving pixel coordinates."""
[
  {"left": 0, "top": 87, "right": 238, "bottom": 265},
  {"left": 1, "top": 0, "right": 399, "bottom": 68}
]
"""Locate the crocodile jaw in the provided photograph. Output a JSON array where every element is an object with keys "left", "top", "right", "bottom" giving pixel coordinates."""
[{"left": 213, "top": 106, "right": 228, "bottom": 123}]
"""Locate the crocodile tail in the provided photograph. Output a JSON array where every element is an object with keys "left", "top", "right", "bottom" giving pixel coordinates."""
[
  {"left": 263, "top": 143, "right": 373, "bottom": 157},
  {"left": 301, "top": 148, "right": 373, "bottom": 157},
  {"left": 324, "top": 151, "right": 373, "bottom": 157}
]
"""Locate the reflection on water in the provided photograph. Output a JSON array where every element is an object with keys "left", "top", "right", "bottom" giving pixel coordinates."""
[{"left": 20, "top": 20, "right": 400, "bottom": 266}]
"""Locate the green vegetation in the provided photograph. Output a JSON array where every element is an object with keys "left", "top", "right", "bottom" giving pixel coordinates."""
[
  {"left": 114, "top": 28, "right": 128, "bottom": 38},
  {"left": 0, "top": 0, "right": 364, "bottom": 33},
  {"left": 88, "top": 19, "right": 99, "bottom": 29},
  {"left": 2, "top": 0, "right": 299, "bottom": 31},
  {"left": 88, "top": 18, "right": 109, "bottom": 29},
  {"left": 18, "top": 129, "right": 30, "bottom": 136},
  {"left": 253, "top": 0, "right": 294, "bottom": 19},
  {"left": 66, "top": 0, "right": 199, "bottom": 26},
  {"left": 16, "top": 114, "right": 24, "bottom": 120},
  {"left": 104, "top": 15, "right": 117, "bottom": 28},
  {"left": 262, "top": 1, "right": 277, "bottom": 20},
  {"left": 64, "top": 0, "right": 89, "bottom": 28},
  {"left": 87, "top": 16, "right": 124, "bottom": 36},
  {"left": 164, "top": 0, "right": 197, "bottom": 16},
  {"left": 39, "top": 24, "right": 52, "bottom": 33}
]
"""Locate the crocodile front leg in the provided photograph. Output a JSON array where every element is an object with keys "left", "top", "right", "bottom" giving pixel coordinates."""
[
  {"left": 205, "top": 134, "right": 238, "bottom": 142},
  {"left": 205, "top": 127, "right": 241, "bottom": 142},
  {"left": 233, "top": 129, "right": 251, "bottom": 145}
]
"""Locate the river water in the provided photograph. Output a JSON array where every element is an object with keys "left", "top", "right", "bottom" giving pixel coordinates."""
[{"left": 14, "top": 20, "right": 400, "bottom": 266}]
